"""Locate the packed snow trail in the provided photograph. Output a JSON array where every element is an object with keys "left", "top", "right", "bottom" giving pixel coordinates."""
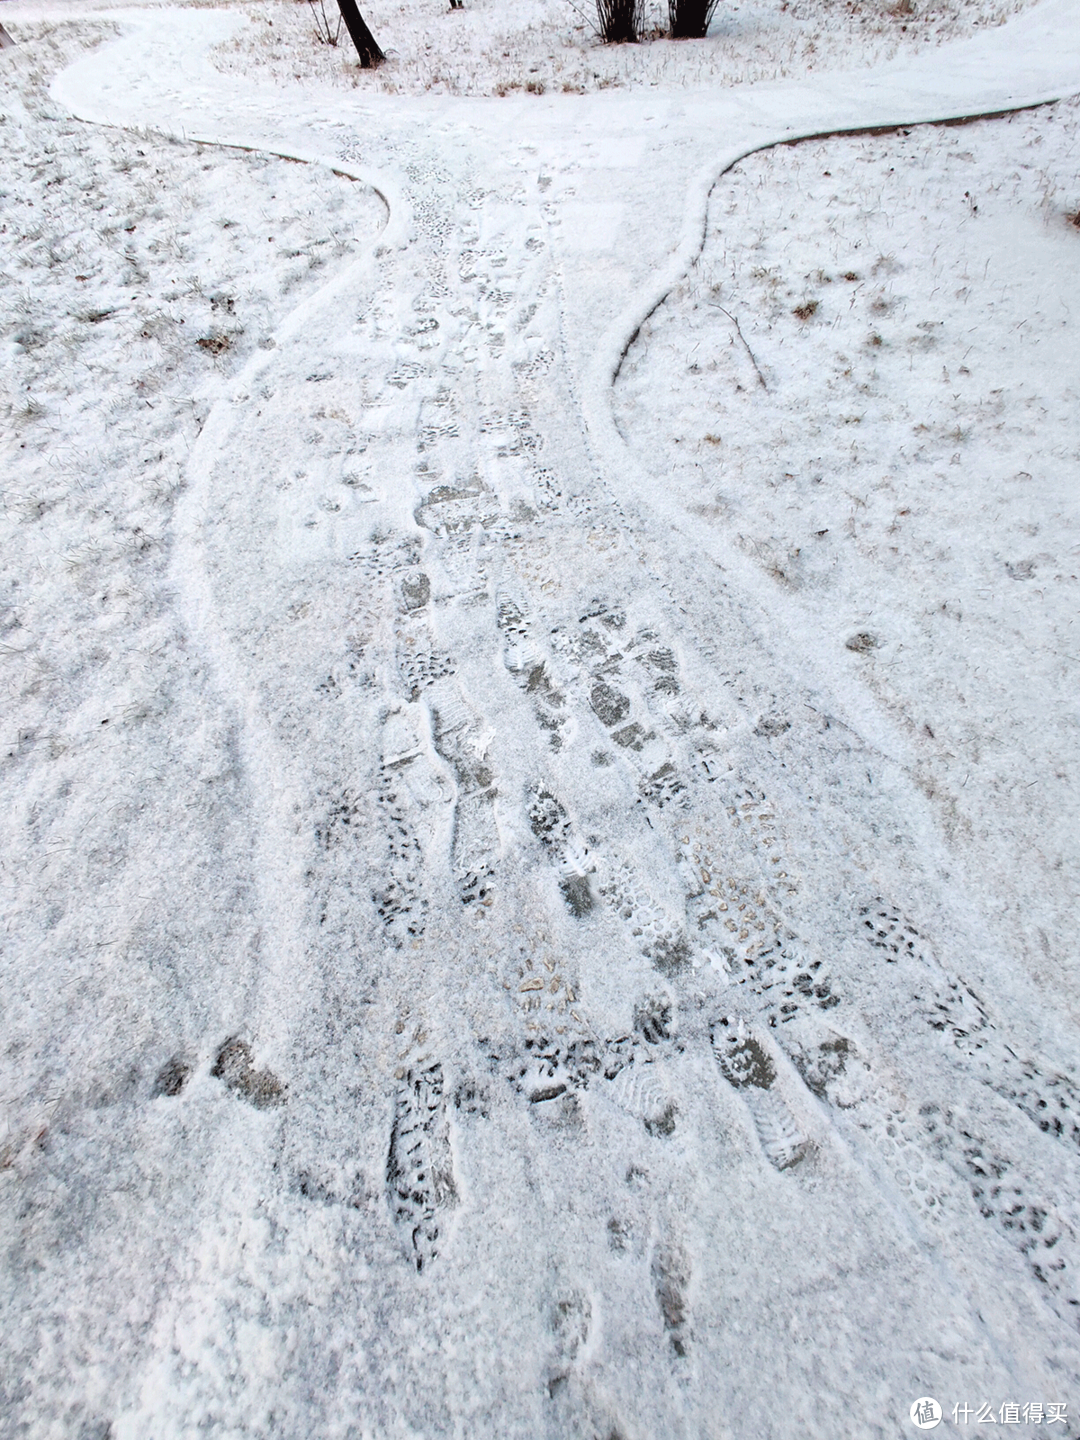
[{"left": 6, "top": 3, "right": 1079, "bottom": 1435}]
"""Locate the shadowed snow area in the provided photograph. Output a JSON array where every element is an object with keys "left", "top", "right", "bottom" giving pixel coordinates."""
[{"left": 2, "top": 1, "right": 1080, "bottom": 1435}]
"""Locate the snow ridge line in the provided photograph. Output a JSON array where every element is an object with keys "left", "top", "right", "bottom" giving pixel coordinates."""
[
  {"left": 41, "top": 0, "right": 1080, "bottom": 1054},
  {"left": 50, "top": 100, "right": 405, "bottom": 251},
  {"left": 607, "top": 102, "right": 1055, "bottom": 390},
  {"left": 47, "top": 12, "right": 407, "bottom": 247},
  {"left": 49, "top": 16, "right": 407, "bottom": 1065},
  {"left": 581, "top": 70, "right": 1079, "bottom": 774},
  {"left": 592, "top": 0, "right": 1080, "bottom": 400},
  {"left": 165, "top": 190, "right": 405, "bottom": 1064}
]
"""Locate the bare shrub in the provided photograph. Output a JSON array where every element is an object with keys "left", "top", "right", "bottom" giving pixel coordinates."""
[
  {"left": 668, "top": 0, "right": 719, "bottom": 38},
  {"left": 307, "top": 0, "right": 343, "bottom": 46},
  {"left": 597, "top": 0, "right": 644, "bottom": 43}
]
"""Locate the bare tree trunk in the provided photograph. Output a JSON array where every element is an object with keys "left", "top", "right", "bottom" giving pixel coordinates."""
[
  {"left": 334, "top": 0, "right": 384, "bottom": 66},
  {"left": 0, "top": 23, "right": 17, "bottom": 48}
]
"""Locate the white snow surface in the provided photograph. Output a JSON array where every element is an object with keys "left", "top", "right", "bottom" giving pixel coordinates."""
[
  {"left": 2, "top": 1, "right": 1080, "bottom": 1435},
  {"left": 208, "top": 0, "right": 1042, "bottom": 97}
]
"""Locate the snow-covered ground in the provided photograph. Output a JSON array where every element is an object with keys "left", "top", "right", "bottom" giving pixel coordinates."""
[
  {"left": 211, "top": 0, "right": 1037, "bottom": 96},
  {"left": 1, "top": 1, "right": 1080, "bottom": 1436}
]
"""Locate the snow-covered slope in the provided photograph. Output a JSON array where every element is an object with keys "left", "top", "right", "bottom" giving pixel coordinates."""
[{"left": 2, "top": 3, "right": 1080, "bottom": 1435}]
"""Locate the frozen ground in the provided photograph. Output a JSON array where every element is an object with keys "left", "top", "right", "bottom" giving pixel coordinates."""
[
  {"left": 211, "top": 0, "right": 1037, "bottom": 97},
  {"left": 1, "top": 1, "right": 1080, "bottom": 1436}
]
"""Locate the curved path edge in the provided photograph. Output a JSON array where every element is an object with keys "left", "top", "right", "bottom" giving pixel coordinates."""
[
  {"left": 39, "top": 0, "right": 1080, "bottom": 1026},
  {"left": 48, "top": 10, "right": 409, "bottom": 1060},
  {"left": 579, "top": 0, "right": 1080, "bottom": 769}
]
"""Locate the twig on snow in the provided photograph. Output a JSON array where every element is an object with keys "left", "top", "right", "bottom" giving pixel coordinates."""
[{"left": 709, "top": 301, "right": 768, "bottom": 390}]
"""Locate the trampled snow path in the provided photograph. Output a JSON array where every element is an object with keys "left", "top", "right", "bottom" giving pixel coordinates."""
[{"left": 8, "top": 3, "right": 1080, "bottom": 1435}]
